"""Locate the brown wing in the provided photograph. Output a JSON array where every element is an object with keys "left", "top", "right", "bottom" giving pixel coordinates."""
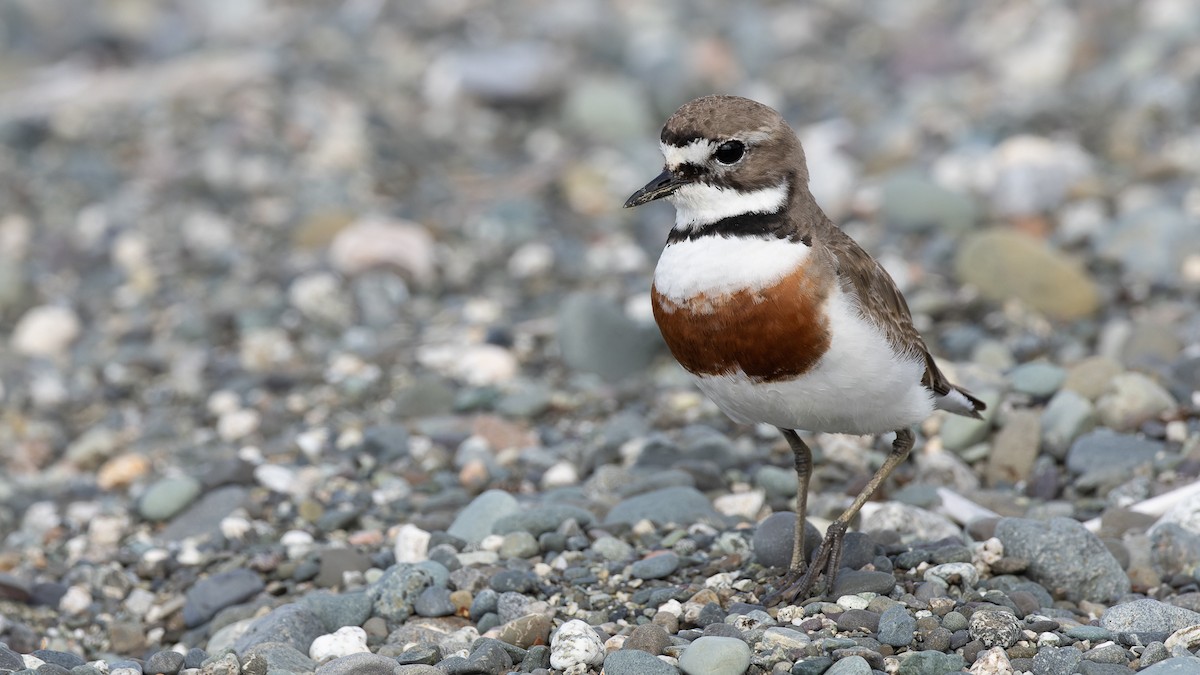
[{"left": 818, "top": 223, "right": 956, "bottom": 397}]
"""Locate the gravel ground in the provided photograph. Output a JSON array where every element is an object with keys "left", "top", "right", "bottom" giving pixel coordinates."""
[{"left": 1, "top": 2, "right": 1199, "bottom": 675}]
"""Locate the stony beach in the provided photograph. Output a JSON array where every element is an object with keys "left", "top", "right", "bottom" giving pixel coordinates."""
[{"left": 1, "top": 2, "right": 1199, "bottom": 674}]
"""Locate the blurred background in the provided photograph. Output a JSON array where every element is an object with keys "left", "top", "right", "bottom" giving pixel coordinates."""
[
  {"left": 2, "top": 0, "right": 1200, "bottom": 662},
  {"left": 0, "top": 0, "right": 1199, "bottom": 646}
]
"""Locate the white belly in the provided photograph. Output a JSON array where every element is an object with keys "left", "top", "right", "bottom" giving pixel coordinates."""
[{"left": 691, "top": 287, "right": 934, "bottom": 434}]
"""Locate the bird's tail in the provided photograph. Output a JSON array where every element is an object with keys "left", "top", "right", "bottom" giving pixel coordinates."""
[{"left": 935, "top": 385, "right": 986, "bottom": 419}]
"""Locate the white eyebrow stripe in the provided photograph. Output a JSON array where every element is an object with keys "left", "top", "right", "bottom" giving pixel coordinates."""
[{"left": 661, "top": 139, "right": 715, "bottom": 169}]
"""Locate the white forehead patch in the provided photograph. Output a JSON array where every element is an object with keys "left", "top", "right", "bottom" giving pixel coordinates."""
[
  {"left": 661, "top": 139, "right": 715, "bottom": 169},
  {"left": 668, "top": 181, "right": 789, "bottom": 230}
]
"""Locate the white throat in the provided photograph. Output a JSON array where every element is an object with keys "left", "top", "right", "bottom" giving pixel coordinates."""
[{"left": 668, "top": 181, "right": 788, "bottom": 231}]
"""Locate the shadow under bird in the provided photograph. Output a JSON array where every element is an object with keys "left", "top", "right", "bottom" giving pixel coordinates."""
[{"left": 625, "top": 95, "right": 985, "bottom": 603}]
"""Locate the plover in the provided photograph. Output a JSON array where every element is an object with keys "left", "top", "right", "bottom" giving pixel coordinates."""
[{"left": 625, "top": 95, "right": 985, "bottom": 602}]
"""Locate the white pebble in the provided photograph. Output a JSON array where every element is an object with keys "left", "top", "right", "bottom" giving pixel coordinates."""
[
  {"left": 836, "top": 595, "right": 871, "bottom": 611},
  {"left": 288, "top": 272, "right": 352, "bottom": 326},
  {"left": 21, "top": 655, "right": 46, "bottom": 669},
  {"left": 924, "top": 562, "right": 980, "bottom": 587},
  {"left": 309, "top": 626, "right": 370, "bottom": 662},
  {"left": 59, "top": 585, "right": 92, "bottom": 615},
  {"left": 329, "top": 217, "right": 436, "bottom": 284},
  {"left": 394, "top": 523, "right": 431, "bottom": 563},
  {"left": 11, "top": 305, "right": 81, "bottom": 358},
  {"left": 217, "top": 408, "right": 260, "bottom": 441},
  {"left": 254, "top": 464, "right": 296, "bottom": 494},
  {"left": 541, "top": 461, "right": 579, "bottom": 488},
  {"left": 550, "top": 619, "right": 605, "bottom": 670},
  {"left": 713, "top": 490, "right": 765, "bottom": 519},
  {"left": 479, "top": 534, "right": 505, "bottom": 552},
  {"left": 282, "top": 530, "right": 316, "bottom": 559}
]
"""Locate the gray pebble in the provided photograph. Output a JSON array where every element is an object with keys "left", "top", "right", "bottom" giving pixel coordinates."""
[
  {"left": 603, "top": 649, "right": 678, "bottom": 675},
  {"left": 414, "top": 586, "right": 456, "bottom": 617},
  {"left": 301, "top": 590, "right": 373, "bottom": 633},
  {"left": 1066, "top": 625, "right": 1114, "bottom": 641},
  {"left": 877, "top": 604, "right": 915, "bottom": 647},
  {"left": 183, "top": 568, "right": 265, "bottom": 628},
  {"left": 138, "top": 476, "right": 203, "bottom": 521},
  {"left": 493, "top": 505, "right": 596, "bottom": 536},
  {"left": 1009, "top": 361, "right": 1066, "bottom": 398},
  {"left": 605, "top": 486, "right": 720, "bottom": 527},
  {"left": 489, "top": 569, "right": 538, "bottom": 593},
  {"left": 32, "top": 651, "right": 84, "bottom": 670},
  {"left": 143, "top": 650, "right": 185, "bottom": 674},
  {"left": 995, "top": 517, "right": 1129, "bottom": 602},
  {"left": 1033, "top": 646, "right": 1083, "bottom": 675},
  {"left": 792, "top": 656, "right": 833, "bottom": 675},
  {"left": 1100, "top": 599, "right": 1200, "bottom": 636},
  {"left": 314, "top": 652, "right": 403, "bottom": 675},
  {"left": 631, "top": 552, "right": 680, "bottom": 580},
  {"left": 1066, "top": 429, "right": 1162, "bottom": 475},
  {"left": 824, "top": 654, "right": 871, "bottom": 675},
  {"left": 498, "top": 531, "right": 540, "bottom": 559},
  {"left": 753, "top": 512, "right": 819, "bottom": 569},
  {"left": 230, "top": 603, "right": 326, "bottom": 656},
  {"left": 446, "top": 490, "right": 519, "bottom": 544},
  {"left": 968, "top": 609, "right": 1021, "bottom": 648},
  {"left": 895, "top": 651, "right": 966, "bottom": 675},
  {"left": 592, "top": 535, "right": 634, "bottom": 561},
  {"left": 370, "top": 564, "right": 433, "bottom": 622},
  {"left": 831, "top": 570, "right": 897, "bottom": 597},
  {"left": 1139, "top": 657, "right": 1200, "bottom": 674},
  {"left": 557, "top": 292, "right": 662, "bottom": 381},
  {"left": 677, "top": 636, "right": 750, "bottom": 675},
  {"left": 1041, "top": 389, "right": 1097, "bottom": 457},
  {"left": 243, "top": 642, "right": 317, "bottom": 673}
]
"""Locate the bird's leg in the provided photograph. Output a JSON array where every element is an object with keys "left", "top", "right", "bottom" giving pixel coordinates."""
[
  {"left": 766, "top": 428, "right": 915, "bottom": 605},
  {"left": 780, "top": 428, "right": 812, "bottom": 572}
]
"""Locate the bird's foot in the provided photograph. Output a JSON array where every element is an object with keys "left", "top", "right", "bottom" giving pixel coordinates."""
[{"left": 761, "top": 522, "right": 847, "bottom": 606}]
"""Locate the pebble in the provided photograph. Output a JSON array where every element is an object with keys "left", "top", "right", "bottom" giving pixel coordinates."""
[
  {"left": 446, "top": 490, "right": 520, "bottom": 544},
  {"left": 825, "top": 654, "right": 872, "bottom": 675},
  {"left": 604, "top": 649, "right": 678, "bottom": 675},
  {"left": 1100, "top": 599, "right": 1200, "bottom": 636},
  {"left": 315, "top": 652, "right": 405, "bottom": 675},
  {"left": 549, "top": 619, "right": 605, "bottom": 670},
  {"left": 328, "top": 217, "right": 436, "bottom": 285},
  {"left": 986, "top": 409, "right": 1042, "bottom": 485},
  {"left": 10, "top": 304, "right": 81, "bottom": 357},
  {"left": 877, "top": 604, "right": 916, "bottom": 647},
  {"left": 968, "top": 609, "right": 1022, "bottom": 648},
  {"left": 1139, "top": 657, "right": 1200, "bottom": 674},
  {"left": 1033, "top": 646, "right": 1083, "bottom": 675},
  {"left": 896, "top": 651, "right": 967, "bottom": 675},
  {"left": 496, "top": 614, "right": 552, "bottom": 649},
  {"left": 678, "top": 636, "right": 751, "bottom": 675},
  {"left": 880, "top": 169, "right": 978, "bottom": 233},
  {"left": 138, "top": 476, "right": 203, "bottom": 522},
  {"left": 631, "top": 552, "right": 680, "bottom": 580},
  {"left": 995, "top": 517, "right": 1130, "bottom": 602},
  {"left": 1063, "top": 356, "right": 1124, "bottom": 400},
  {"left": 753, "top": 512, "right": 819, "bottom": 569},
  {"left": 1009, "top": 361, "right": 1066, "bottom": 398},
  {"left": 557, "top": 292, "right": 661, "bottom": 381},
  {"left": 231, "top": 603, "right": 326, "bottom": 656},
  {"left": 1095, "top": 373, "right": 1177, "bottom": 431},
  {"left": 604, "top": 486, "right": 720, "bottom": 526},
  {"left": 955, "top": 230, "right": 1099, "bottom": 320},
  {"left": 1040, "top": 389, "right": 1097, "bottom": 458},
  {"left": 183, "top": 568, "right": 265, "bottom": 627},
  {"left": 1065, "top": 430, "right": 1162, "bottom": 475},
  {"left": 492, "top": 504, "right": 596, "bottom": 536}
]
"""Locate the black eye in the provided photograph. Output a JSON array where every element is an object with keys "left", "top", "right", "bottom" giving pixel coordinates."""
[{"left": 714, "top": 140, "right": 745, "bottom": 165}]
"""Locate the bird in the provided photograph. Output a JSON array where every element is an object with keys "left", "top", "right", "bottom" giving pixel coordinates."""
[{"left": 624, "top": 95, "right": 985, "bottom": 603}]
